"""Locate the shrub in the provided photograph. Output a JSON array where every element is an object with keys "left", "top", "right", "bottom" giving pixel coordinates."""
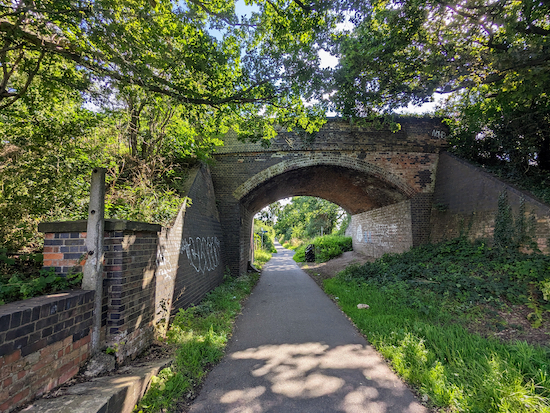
[{"left": 293, "top": 235, "right": 352, "bottom": 263}]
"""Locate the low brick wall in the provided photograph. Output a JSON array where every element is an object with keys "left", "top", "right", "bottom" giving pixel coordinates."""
[
  {"left": 0, "top": 290, "right": 93, "bottom": 412},
  {"left": 38, "top": 220, "right": 161, "bottom": 364},
  {"left": 0, "top": 163, "right": 225, "bottom": 411}
]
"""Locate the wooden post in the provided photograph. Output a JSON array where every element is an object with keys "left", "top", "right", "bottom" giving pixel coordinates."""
[{"left": 82, "top": 168, "right": 106, "bottom": 354}]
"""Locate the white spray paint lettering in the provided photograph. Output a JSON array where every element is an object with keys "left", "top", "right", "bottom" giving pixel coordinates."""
[
  {"left": 156, "top": 247, "right": 174, "bottom": 280},
  {"left": 181, "top": 236, "right": 221, "bottom": 274},
  {"left": 431, "top": 129, "right": 447, "bottom": 139}
]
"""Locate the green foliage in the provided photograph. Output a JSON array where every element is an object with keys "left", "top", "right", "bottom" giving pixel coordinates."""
[
  {"left": 0, "top": 0, "right": 333, "bottom": 144},
  {"left": 0, "top": 248, "right": 82, "bottom": 305},
  {"left": 293, "top": 235, "right": 352, "bottom": 263},
  {"left": 253, "top": 249, "right": 273, "bottom": 270},
  {"left": 274, "top": 197, "right": 348, "bottom": 242},
  {"left": 493, "top": 191, "right": 537, "bottom": 252},
  {"left": 338, "top": 237, "right": 550, "bottom": 323},
  {"left": 0, "top": 80, "right": 197, "bottom": 252},
  {"left": 135, "top": 273, "right": 259, "bottom": 413},
  {"left": 253, "top": 219, "right": 277, "bottom": 253},
  {"left": 332, "top": 0, "right": 550, "bottom": 187},
  {"left": 324, "top": 276, "right": 550, "bottom": 412}
]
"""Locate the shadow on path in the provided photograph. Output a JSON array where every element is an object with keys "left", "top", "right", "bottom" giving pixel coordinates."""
[{"left": 188, "top": 243, "right": 427, "bottom": 413}]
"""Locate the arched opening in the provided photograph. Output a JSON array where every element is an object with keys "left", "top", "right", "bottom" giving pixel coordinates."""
[
  {"left": 240, "top": 165, "right": 409, "bottom": 215},
  {"left": 236, "top": 164, "right": 416, "bottom": 271}
]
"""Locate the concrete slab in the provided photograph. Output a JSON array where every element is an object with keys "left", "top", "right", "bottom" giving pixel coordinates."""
[
  {"left": 21, "top": 359, "right": 171, "bottom": 413},
  {"left": 189, "top": 243, "right": 428, "bottom": 413}
]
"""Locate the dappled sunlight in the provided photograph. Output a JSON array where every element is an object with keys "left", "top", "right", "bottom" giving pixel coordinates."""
[
  {"left": 221, "top": 385, "right": 266, "bottom": 413},
  {"left": 266, "top": 263, "right": 296, "bottom": 271},
  {"left": 216, "top": 342, "right": 421, "bottom": 412},
  {"left": 340, "top": 387, "right": 386, "bottom": 412}
]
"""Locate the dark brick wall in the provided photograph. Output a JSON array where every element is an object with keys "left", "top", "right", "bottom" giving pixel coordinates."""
[
  {"left": 171, "top": 166, "right": 224, "bottom": 311},
  {"left": 410, "top": 193, "right": 434, "bottom": 247},
  {"left": 103, "top": 229, "right": 158, "bottom": 362},
  {"left": 0, "top": 290, "right": 93, "bottom": 412},
  {"left": 430, "top": 152, "right": 550, "bottom": 251}
]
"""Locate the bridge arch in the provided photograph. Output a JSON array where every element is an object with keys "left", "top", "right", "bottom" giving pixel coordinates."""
[
  {"left": 210, "top": 117, "right": 448, "bottom": 275},
  {"left": 238, "top": 162, "right": 412, "bottom": 216},
  {"left": 232, "top": 153, "right": 417, "bottom": 206}
]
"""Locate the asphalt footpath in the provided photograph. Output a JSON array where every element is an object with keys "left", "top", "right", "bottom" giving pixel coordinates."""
[{"left": 188, "top": 243, "right": 427, "bottom": 413}]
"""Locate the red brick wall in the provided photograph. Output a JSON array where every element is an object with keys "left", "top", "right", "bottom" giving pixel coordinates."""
[{"left": 0, "top": 291, "right": 93, "bottom": 412}]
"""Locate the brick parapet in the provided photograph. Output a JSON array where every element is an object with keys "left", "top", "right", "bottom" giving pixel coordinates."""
[
  {"left": 0, "top": 290, "right": 93, "bottom": 412},
  {"left": 215, "top": 117, "right": 448, "bottom": 154}
]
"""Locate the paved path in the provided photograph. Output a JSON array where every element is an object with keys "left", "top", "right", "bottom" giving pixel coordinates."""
[{"left": 188, "top": 243, "right": 427, "bottom": 413}]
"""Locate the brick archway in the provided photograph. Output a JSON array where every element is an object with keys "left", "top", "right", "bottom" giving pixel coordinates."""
[
  {"left": 232, "top": 153, "right": 417, "bottom": 203},
  {"left": 210, "top": 117, "right": 448, "bottom": 275}
]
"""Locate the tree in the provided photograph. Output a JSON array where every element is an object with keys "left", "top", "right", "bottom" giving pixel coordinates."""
[
  {"left": 274, "top": 197, "right": 347, "bottom": 241},
  {"left": 0, "top": 0, "right": 334, "bottom": 141},
  {"left": 331, "top": 0, "right": 550, "bottom": 171}
]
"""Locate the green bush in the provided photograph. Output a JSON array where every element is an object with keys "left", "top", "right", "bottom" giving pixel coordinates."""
[
  {"left": 293, "top": 235, "right": 352, "bottom": 263},
  {"left": 253, "top": 220, "right": 277, "bottom": 253}
]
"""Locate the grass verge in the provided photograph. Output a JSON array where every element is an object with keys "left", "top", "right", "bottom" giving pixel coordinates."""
[
  {"left": 254, "top": 249, "right": 273, "bottom": 270},
  {"left": 134, "top": 272, "right": 260, "bottom": 413},
  {"left": 323, "top": 238, "right": 550, "bottom": 412}
]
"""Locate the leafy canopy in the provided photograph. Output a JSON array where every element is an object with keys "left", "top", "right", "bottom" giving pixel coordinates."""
[
  {"left": 0, "top": 0, "right": 337, "bottom": 139},
  {"left": 331, "top": 0, "right": 550, "bottom": 173}
]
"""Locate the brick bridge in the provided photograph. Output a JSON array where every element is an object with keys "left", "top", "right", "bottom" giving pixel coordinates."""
[{"left": 210, "top": 117, "right": 449, "bottom": 275}]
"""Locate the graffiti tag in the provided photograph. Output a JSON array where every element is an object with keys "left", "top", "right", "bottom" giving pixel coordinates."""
[
  {"left": 431, "top": 129, "right": 447, "bottom": 139},
  {"left": 181, "top": 236, "right": 221, "bottom": 274}
]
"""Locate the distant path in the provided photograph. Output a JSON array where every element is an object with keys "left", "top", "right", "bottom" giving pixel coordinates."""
[{"left": 187, "top": 243, "right": 427, "bottom": 413}]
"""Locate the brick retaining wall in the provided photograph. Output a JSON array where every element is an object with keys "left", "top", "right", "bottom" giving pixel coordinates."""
[
  {"left": 347, "top": 200, "right": 414, "bottom": 257},
  {"left": 0, "top": 291, "right": 93, "bottom": 412},
  {"left": 430, "top": 152, "right": 550, "bottom": 251}
]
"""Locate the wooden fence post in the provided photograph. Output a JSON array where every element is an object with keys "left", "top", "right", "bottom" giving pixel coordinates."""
[{"left": 82, "top": 168, "right": 106, "bottom": 354}]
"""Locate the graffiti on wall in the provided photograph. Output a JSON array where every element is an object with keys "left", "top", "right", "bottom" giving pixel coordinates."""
[
  {"left": 431, "top": 129, "right": 447, "bottom": 139},
  {"left": 181, "top": 236, "right": 221, "bottom": 274},
  {"left": 156, "top": 245, "right": 174, "bottom": 280}
]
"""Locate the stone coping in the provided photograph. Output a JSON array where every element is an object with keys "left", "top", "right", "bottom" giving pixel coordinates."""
[{"left": 38, "top": 220, "right": 162, "bottom": 234}]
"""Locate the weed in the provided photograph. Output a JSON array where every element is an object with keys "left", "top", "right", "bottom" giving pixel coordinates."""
[
  {"left": 135, "top": 272, "right": 260, "bottom": 413},
  {"left": 325, "top": 237, "right": 550, "bottom": 412}
]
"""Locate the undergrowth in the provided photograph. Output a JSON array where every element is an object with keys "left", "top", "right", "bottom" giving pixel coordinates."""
[
  {"left": 253, "top": 249, "right": 273, "bottom": 270},
  {"left": 0, "top": 248, "right": 82, "bottom": 305},
  {"left": 293, "top": 234, "right": 352, "bottom": 263},
  {"left": 135, "top": 272, "right": 260, "bottom": 413},
  {"left": 327, "top": 237, "right": 550, "bottom": 412}
]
